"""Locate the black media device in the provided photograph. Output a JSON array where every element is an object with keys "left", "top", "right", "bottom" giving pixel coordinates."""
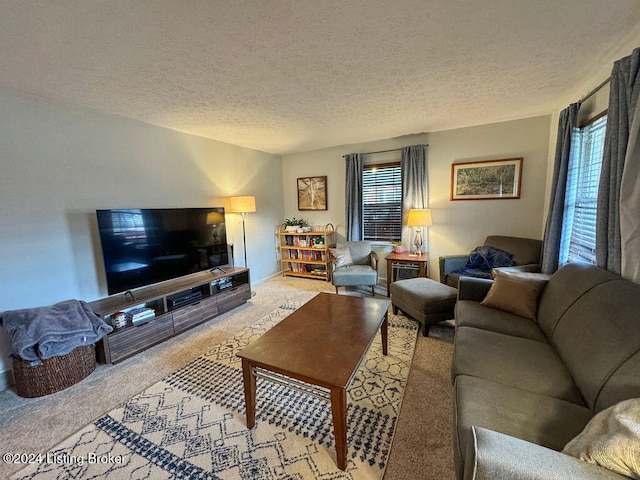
[
  {"left": 96, "top": 207, "right": 229, "bottom": 295},
  {"left": 167, "top": 289, "right": 204, "bottom": 309}
]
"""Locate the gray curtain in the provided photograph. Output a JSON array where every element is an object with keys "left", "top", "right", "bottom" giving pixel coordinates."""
[
  {"left": 596, "top": 47, "right": 640, "bottom": 275},
  {"left": 345, "top": 153, "right": 363, "bottom": 241},
  {"left": 401, "top": 145, "right": 428, "bottom": 248},
  {"left": 619, "top": 49, "right": 640, "bottom": 282},
  {"left": 540, "top": 103, "right": 579, "bottom": 274}
]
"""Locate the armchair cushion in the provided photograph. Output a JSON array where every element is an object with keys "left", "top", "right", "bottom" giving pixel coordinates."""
[
  {"left": 329, "top": 247, "right": 353, "bottom": 268},
  {"left": 345, "top": 241, "right": 373, "bottom": 265},
  {"left": 332, "top": 265, "right": 377, "bottom": 287}
]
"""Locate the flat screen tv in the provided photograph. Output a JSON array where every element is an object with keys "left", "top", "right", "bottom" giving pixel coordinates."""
[{"left": 96, "top": 207, "right": 229, "bottom": 295}]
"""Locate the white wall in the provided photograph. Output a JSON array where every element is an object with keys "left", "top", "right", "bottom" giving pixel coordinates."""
[
  {"left": 282, "top": 115, "right": 551, "bottom": 281},
  {"left": 0, "top": 88, "right": 284, "bottom": 376},
  {"left": 429, "top": 117, "right": 550, "bottom": 264}
]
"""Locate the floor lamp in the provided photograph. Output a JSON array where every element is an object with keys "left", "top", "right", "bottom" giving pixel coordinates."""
[{"left": 228, "top": 195, "right": 256, "bottom": 267}]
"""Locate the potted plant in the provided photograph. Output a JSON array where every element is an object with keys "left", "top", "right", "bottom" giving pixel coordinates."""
[
  {"left": 392, "top": 241, "right": 404, "bottom": 253},
  {"left": 284, "top": 217, "right": 308, "bottom": 232}
]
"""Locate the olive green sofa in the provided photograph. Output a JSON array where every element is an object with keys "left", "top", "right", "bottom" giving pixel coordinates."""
[{"left": 452, "top": 262, "right": 640, "bottom": 479}]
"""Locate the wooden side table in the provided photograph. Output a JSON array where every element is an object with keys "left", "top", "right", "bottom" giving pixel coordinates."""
[{"left": 385, "top": 251, "right": 429, "bottom": 296}]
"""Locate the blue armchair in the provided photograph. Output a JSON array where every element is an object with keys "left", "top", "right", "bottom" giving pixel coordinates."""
[{"left": 330, "top": 241, "right": 379, "bottom": 296}]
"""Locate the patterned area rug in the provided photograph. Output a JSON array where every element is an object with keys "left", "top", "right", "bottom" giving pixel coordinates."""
[{"left": 13, "top": 301, "right": 418, "bottom": 480}]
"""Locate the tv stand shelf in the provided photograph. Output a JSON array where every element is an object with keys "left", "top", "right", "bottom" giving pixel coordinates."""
[{"left": 89, "top": 268, "right": 250, "bottom": 364}]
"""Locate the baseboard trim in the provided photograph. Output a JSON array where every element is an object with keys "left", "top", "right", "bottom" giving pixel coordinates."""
[{"left": 252, "top": 271, "right": 283, "bottom": 286}]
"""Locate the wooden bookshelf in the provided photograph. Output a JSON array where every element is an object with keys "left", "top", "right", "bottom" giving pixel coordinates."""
[{"left": 278, "top": 223, "right": 335, "bottom": 281}]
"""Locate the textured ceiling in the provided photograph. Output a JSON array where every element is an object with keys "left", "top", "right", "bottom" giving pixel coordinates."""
[{"left": 1, "top": 1, "right": 640, "bottom": 155}]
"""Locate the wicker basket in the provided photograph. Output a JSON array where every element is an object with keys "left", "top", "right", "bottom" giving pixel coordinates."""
[{"left": 12, "top": 345, "right": 96, "bottom": 398}]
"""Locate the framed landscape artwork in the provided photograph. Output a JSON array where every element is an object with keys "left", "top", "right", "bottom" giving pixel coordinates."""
[
  {"left": 297, "top": 176, "right": 328, "bottom": 210},
  {"left": 451, "top": 157, "right": 523, "bottom": 201}
]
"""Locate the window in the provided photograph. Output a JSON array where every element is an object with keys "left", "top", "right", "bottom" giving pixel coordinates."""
[
  {"left": 110, "top": 209, "right": 146, "bottom": 240},
  {"left": 362, "top": 162, "right": 402, "bottom": 241},
  {"left": 560, "top": 114, "right": 607, "bottom": 264}
]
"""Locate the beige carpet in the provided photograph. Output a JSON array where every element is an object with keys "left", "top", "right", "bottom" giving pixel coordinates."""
[{"left": 0, "top": 276, "right": 455, "bottom": 479}]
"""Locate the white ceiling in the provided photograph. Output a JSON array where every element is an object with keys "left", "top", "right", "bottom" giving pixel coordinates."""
[{"left": 1, "top": 1, "right": 640, "bottom": 155}]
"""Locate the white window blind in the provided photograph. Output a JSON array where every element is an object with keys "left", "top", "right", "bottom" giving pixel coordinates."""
[
  {"left": 362, "top": 162, "right": 402, "bottom": 241},
  {"left": 560, "top": 115, "right": 606, "bottom": 264}
]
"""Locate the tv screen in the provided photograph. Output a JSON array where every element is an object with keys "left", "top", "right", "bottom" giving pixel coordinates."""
[{"left": 96, "top": 207, "right": 229, "bottom": 295}]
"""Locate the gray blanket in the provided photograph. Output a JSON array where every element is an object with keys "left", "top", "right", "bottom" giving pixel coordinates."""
[{"left": 0, "top": 300, "right": 113, "bottom": 362}]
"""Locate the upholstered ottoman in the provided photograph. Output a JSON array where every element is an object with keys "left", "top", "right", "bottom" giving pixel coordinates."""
[{"left": 391, "top": 277, "right": 457, "bottom": 336}]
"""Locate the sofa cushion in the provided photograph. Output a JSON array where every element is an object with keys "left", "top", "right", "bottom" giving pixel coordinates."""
[
  {"left": 329, "top": 247, "right": 353, "bottom": 268},
  {"left": 562, "top": 398, "right": 640, "bottom": 478},
  {"left": 536, "top": 262, "right": 620, "bottom": 340},
  {"left": 596, "top": 352, "right": 640, "bottom": 414},
  {"left": 455, "top": 300, "right": 547, "bottom": 342},
  {"left": 550, "top": 278, "right": 640, "bottom": 412},
  {"left": 452, "top": 326, "right": 583, "bottom": 404},
  {"left": 480, "top": 271, "right": 549, "bottom": 320},
  {"left": 454, "top": 375, "right": 593, "bottom": 475}
]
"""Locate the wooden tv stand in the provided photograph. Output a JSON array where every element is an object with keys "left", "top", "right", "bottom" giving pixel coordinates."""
[{"left": 89, "top": 268, "right": 251, "bottom": 364}]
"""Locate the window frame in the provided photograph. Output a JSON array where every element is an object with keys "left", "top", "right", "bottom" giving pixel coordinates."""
[
  {"left": 362, "top": 161, "right": 403, "bottom": 242},
  {"left": 560, "top": 111, "right": 607, "bottom": 265}
]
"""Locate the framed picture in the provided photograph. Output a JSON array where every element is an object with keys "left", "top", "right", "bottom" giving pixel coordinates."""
[
  {"left": 297, "top": 176, "right": 327, "bottom": 210},
  {"left": 451, "top": 157, "right": 523, "bottom": 201}
]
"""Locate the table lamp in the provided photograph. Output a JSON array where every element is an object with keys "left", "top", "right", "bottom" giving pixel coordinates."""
[
  {"left": 407, "top": 209, "right": 432, "bottom": 256},
  {"left": 206, "top": 212, "right": 225, "bottom": 243}
]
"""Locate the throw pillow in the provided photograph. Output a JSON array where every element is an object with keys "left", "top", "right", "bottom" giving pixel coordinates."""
[
  {"left": 562, "top": 398, "right": 640, "bottom": 479},
  {"left": 329, "top": 247, "right": 353, "bottom": 268},
  {"left": 480, "top": 270, "right": 549, "bottom": 320}
]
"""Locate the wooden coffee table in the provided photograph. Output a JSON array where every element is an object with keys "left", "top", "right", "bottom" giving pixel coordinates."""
[{"left": 237, "top": 292, "right": 390, "bottom": 470}]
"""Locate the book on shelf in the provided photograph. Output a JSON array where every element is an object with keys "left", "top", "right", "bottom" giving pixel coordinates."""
[
  {"left": 282, "top": 249, "right": 326, "bottom": 262},
  {"left": 127, "top": 307, "right": 156, "bottom": 325}
]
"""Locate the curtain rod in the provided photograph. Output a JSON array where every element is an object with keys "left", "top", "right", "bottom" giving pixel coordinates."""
[
  {"left": 579, "top": 77, "right": 611, "bottom": 104},
  {"left": 342, "top": 144, "right": 428, "bottom": 158}
]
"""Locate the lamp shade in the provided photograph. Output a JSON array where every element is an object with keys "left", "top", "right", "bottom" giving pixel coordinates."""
[
  {"left": 407, "top": 209, "right": 432, "bottom": 227},
  {"left": 228, "top": 195, "right": 256, "bottom": 213},
  {"left": 206, "top": 212, "right": 225, "bottom": 225}
]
